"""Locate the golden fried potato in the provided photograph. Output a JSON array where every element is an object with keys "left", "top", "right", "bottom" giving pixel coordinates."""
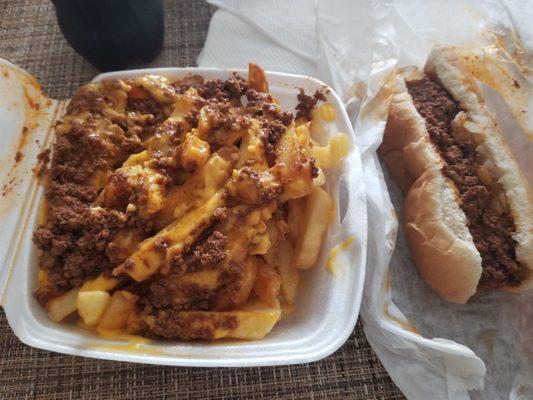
[
  {"left": 98, "top": 291, "right": 139, "bottom": 330},
  {"left": 293, "top": 187, "right": 333, "bottom": 269},
  {"left": 277, "top": 126, "right": 315, "bottom": 200},
  {"left": 141, "top": 300, "right": 281, "bottom": 340},
  {"left": 309, "top": 133, "right": 350, "bottom": 169},
  {"left": 248, "top": 63, "right": 269, "bottom": 93},
  {"left": 80, "top": 274, "right": 120, "bottom": 292},
  {"left": 253, "top": 262, "right": 281, "bottom": 308},
  {"left": 77, "top": 291, "right": 111, "bottom": 326},
  {"left": 275, "top": 240, "right": 299, "bottom": 305},
  {"left": 113, "top": 191, "right": 225, "bottom": 282},
  {"left": 46, "top": 288, "right": 79, "bottom": 322},
  {"left": 287, "top": 198, "right": 305, "bottom": 244},
  {"left": 214, "top": 256, "right": 258, "bottom": 310}
]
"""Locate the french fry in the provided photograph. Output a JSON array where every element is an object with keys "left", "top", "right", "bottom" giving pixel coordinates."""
[
  {"left": 77, "top": 274, "right": 118, "bottom": 326},
  {"left": 107, "top": 229, "right": 145, "bottom": 265},
  {"left": 275, "top": 239, "right": 299, "bottom": 305},
  {"left": 80, "top": 274, "right": 120, "bottom": 292},
  {"left": 97, "top": 291, "right": 139, "bottom": 330},
  {"left": 35, "top": 269, "right": 57, "bottom": 304},
  {"left": 77, "top": 291, "right": 111, "bottom": 326},
  {"left": 46, "top": 288, "right": 79, "bottom": 322},
  {"left": 150, "top": 269, "right": 220, "bottom": 309},
  {"left": 212, "top": 126, "right": 247, "bottom": 148},
  {"left": 131, "top": 86, "right": 198, "bottom": 155},
  {"left": 225, "top": 120, "right": 280, "bottom": 204},
  {"left": 253, "top": 262, "right": 281, "bottom": 308},
  {"left": 113, "top": 191, "right": 225, "bottom": 282},
  {"left": 309, "top": 102, "right": 337, "bottom": 142},
  {"left": 312, "top": 167, "right": 326, "bottom": 188},
  {"left": 329, "top": 133, "right": 350, "bottom": 164},
  {"left": 213, "top": 204, "right": 275, "bottom": 309},
  {"left": 235, "top": 121, "right": 268, "bottom": 169},
  {"left": 287, "top": 198, "right": 305, "bottom": 244},
  {"left": 132, "top": 74, "right": 177, "bottom": 104},
  {"left": 128, "top": 86, "right": 149, "bottom": 100},
  {"left": 143, "top": 204, "right": 274, "bottom": 312},
  {"left": 295, "top": 122, "right": 311, "bottom": 151},
  {"left": 178, "top": 269, "right": 220, "bottom": 288},
  {"left": 177, "top": 133, "right": 211, "bottom": 171},
  {"left": 125, "top": 309, "right": 143, "bottom": 334},
  {"left": 142, "top": 300, "right": 281, "bottom": 340},
  {"left": 309, "top": 133, "right": 350, "bottom": 169},
  {"left": 102, "top": 164, "right": 167, "bottom": 215},
  {"left": 155, "top": 150, "right": 237, "bottom": 229},
  {"left": 197, "top": 106, "right": 212, "bottom": 136},
  {"left": 277, "top": 126, "right": 315, "bottom": 200},
  {"left": 266, "top": 219, "right": 281, "bottom": 247},
  {"left": 168, "top": 88, "right": 199, "bottom": 132},
  {"left": 121, "top": 150, "right": 150, "bottom": 168},
  {"left": 316, "top": 103, "right": 336, "bottom": 122},
  {"left": 214, "top": 256, "right": 258, "bottom": 310},
  {"left": 293, "top": 187, "right": 333, "bottom": 269},
  {"left": 216, "top": 300, "right": 280, "bottom": 339},
  {"left": 248, "top": 63, "right": 269, "bottom": 93}
]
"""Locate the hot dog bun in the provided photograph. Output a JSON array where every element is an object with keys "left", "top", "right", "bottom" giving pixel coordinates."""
[{"left": 381, "top": 46, "right": 533, "bottom": 303}]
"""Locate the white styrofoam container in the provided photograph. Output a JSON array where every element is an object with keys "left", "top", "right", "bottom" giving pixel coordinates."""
[{"left": 0, "top": 58, "right": 367, "bottom": 366}]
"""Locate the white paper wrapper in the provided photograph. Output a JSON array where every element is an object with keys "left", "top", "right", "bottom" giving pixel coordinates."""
[
  {"left": 318, "top": 1, "right": 533, "bottom": 399},
  {"left": 199, "top": 0, "right": 532, "bottom": 397}
]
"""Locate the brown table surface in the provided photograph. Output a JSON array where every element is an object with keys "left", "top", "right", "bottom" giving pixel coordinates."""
[{"left": 0, "top": 1, "right": 405, "bottom": 398}]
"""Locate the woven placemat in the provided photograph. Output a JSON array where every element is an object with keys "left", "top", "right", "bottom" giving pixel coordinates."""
[{"left": 0, "top": 1, "right": 405, "bottom": 398}]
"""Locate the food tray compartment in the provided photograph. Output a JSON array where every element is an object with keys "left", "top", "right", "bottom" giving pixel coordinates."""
[{"left": 0, "top": 61, "right": 367, "bottom": 366}]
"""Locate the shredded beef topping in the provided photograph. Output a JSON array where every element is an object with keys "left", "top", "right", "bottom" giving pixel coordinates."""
[{"left": 407, "top": 76, "right": 527, "bottom": 290}]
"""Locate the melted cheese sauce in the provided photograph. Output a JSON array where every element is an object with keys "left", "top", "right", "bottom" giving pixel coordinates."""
[
  {"left": 318, "top": 103, "right": 336, "bottom": 122},
  {"left": 326, "top": 236, "right": 354, "bottom": 273},
  {"left": 91, "top": 328, "right": 165, "bottom": 355}
]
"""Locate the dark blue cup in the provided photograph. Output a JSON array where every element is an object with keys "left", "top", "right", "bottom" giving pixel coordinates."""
[{"left": 51, "top": 0, "right": 165, "bottom": 71}]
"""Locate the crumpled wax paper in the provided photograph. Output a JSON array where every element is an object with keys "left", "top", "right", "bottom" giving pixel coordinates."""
[{"left": 198, "top": 1, "right": 533, "bottom": 398}]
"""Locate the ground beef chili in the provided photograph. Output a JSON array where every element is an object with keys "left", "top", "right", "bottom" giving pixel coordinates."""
[
  {"left": 406, "top": 76, "right": 528, "bottom": 290},
  {"left": 32, "top": 77, "right": 278, "bottom": 302},
  {"left": 295, "top": 89, "right": 327, "bottom": 120},
  {"left": 35, "top": 69, "right": 329, "bottom": 340},
  {"left": 33, "top": 83, "right": 147, "bottom": 304}
]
